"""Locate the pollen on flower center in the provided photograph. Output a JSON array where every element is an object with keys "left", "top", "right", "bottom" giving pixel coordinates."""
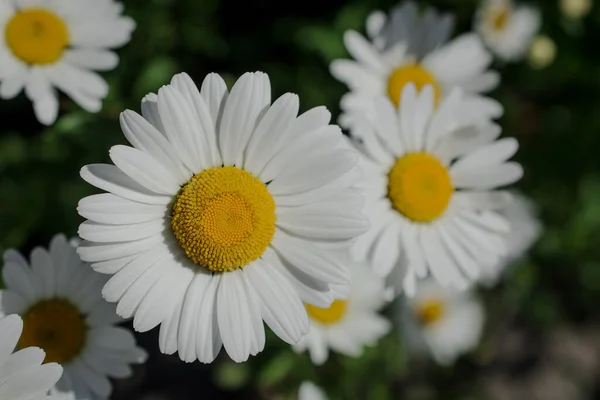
[
  {"left": 387, "top": 152, "right": 453, "bottom": 223},
  {"left": 5, "top": 8, "right": 70, "bottom": 65},
  {"left": 19, "top": 299, "right": 87, "bottom": 364},
  {"left": 387, "top": 64, "right": 441, "bottom": 107},
  {"left": 489, "top": 6, "right": 511, "bottom": 31},
  {"left": 416, "top": 299, "right": 445, "bottom": 326},
  {"left": 305, "top": 300, "right": 348, "bottom": 325},
  {"left": 171, "top": 166, "right": 276, "bottom": 272}
]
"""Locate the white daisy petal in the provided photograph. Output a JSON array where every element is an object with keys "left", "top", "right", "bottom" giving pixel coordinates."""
[
  {"left": 244, "top": 93, "right": 299, "bottom": 176},
  {"left": 80, "top": 164, "right": 171, "bottom": 205},
  {"left": 343, "top": 30, "right": 387, "bottom": 73},
  {"left": 195, "top": 275, "right": 222, "bottom": 363},
  {"left": 199, "top": 72, "right": 228, "bottom": 132},
  {"left": 450, "top": 137, "right": 519, "bottom": 174},
  {"left": 157, "top": 85, "right": 208, "bottom": 172},
  {"left": 219, "top": 72, "right": 269, "bottom": 166},
  {"left": 77, "top": 193, "right": 166, "bottom": 225},
  {"left": 451, "top": 162, "right": 523, "bottom": 189},
  {"left": 63, "top": 49, "right": 118, "bottom": 71},
  {"left": 272, "top": 231, "right": 350, "bottom": 285},
  {"left": 177, "top": 272, "right": 212, "bottom": 363},
  {"left": 119, "top": 110, "right": 190, "bottom": 183},
  {"left": 217, "top": 271, "right": 265, "bottom": 363},
  {"left": 244, "top": 259, "right": 309, "bottom": 344},
  {"left": 171, "top": 72, "right": 222, "bottom": 167}
]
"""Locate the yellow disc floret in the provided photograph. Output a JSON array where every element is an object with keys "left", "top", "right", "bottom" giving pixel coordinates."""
[
  {"left": 488, "top": 4, "right": 512, "bottom": 32},
  {"left": 387, "top": 64, "right": 441, "bottom": 107},
  {"left": 19, "top": 299, "right": 87, "bottom": 364},
  {"left": 305, "top": 300, "right": 348, "bottom": 325},
  {"left": 171, "top": 166, "right": 276, "bottom": 272},
  {"left": 416, "top": 299, "right": 445, "bottom": 326},
  {"left": 5, "top": 8, "right": 69, "bottom": 65},
  {"left": 388, "top": 152, "right": 453, "bottom": 223}
]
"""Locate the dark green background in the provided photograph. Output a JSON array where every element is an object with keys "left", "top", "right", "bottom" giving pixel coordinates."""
[{"left": 1, "top": 0, "right": 600, "bottom": 398}]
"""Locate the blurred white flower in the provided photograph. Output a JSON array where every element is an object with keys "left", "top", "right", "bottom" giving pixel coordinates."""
[
  {"left": 298, "top": 381, "right": 327, "bottom": 400},
  {"left": 560, "top": 0, "right": 593, "bottom": 19},
  {"left": 0, "top": 314, "right": 63, "bottom": 400},
  {"left": 0, "top": 0, "right": 135, "bottom": 125},
  {"left": 475, "top": 0, "right": 541, "bottom": 62},
  {"left": 350, "top": 84, "right": 522, "bottom": 296},
  {"left": 406, "top": 280, "right": 485, "bottom": 365},
  {"left": 478, "top": 192, "right": 542, "bottom": 285},
  {"left": 0, "top": 234, "right": 147, "bottom": 400},
  {"left": 528, "top": 35, "right": 557, "bottom": 69},
  {"left": 331, "top": 1, "right": 501, "bottom": 132},
  {"left": 293, "top": 261, "right": 391, "bottom": 365},
  {"left": 77, "top": 71, "right": 368, "bottom": 364}
]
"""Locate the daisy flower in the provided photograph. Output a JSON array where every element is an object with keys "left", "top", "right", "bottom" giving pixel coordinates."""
[
  {"left": 76, "top": 71, "right": 369, "bottom": 363},
  {"left": 0, "top": 0, "right": 135, "bottom": 125},
  {"left": 406, "top": 279, "right": 485, "bottom": 366},
  {"left": 331, "top": 1, "right": 501, "bottom": 131},
  {"left": 478, "top": 192, "right": 541, "bottom": 286},
  {"left": 366, "top": 1, "right": 455, "bottom": 58},
  {"left": 351, "top": 84, "right": 523, "bottom": 295},
  {"left": 293, "top": 260, "right": 390, "bottom": 365},
  {"left": 474, "top": 0, "right": 541, "bottom": 62},
  {"left": 298, "top": 381, "right": 327, "bottom": 400},
  {"left": 0, "top": 235, "right": 147, "bottom": 400},
  {"left": 0, "top": 314, "right": 63, "bottom": 400}
]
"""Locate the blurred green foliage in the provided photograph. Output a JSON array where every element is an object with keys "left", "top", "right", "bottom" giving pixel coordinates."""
[{"left": 2, "top": 0, "right": 600, "bottom": 398}]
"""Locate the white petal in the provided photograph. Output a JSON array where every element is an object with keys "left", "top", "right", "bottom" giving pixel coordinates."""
[
  {"left": 63, "top": 49, "right": 119, "bottom": 71},
  {"left": 243, "top": 93, "right": 299, "bottom": 176},
  {"left": 199, "top": 73, "right": 228, "bottom": 132},
  {"left": 450, "top": 138, "right": 519, "bottom": 174},
  {"left": 219, "top": 72, "right": 270, "bottom": 166},
  {"left": 271, "top": 231, "right": 349, "bottom": 285},
  {"left": 80, "top": 164, "right": 171, "bottom": 205},
  {"left": 78, "top": 220, "right": 165, "bottom": 243},
  {"left": 170, "top": 73, "right": 222, "bottom": 167},
  {"left": 217, "top": 270, "right": 265, "bottom": 362},
  {"left": 77, "top": 193, "right": 167, "bottom": 225},
  {"left": 451, "top": 162, "right": 523, "bottom": 189},
  {"left": 119, "top": 110, "right": 190, "bottom": 183},
  {"left": 77, "top": 235, "right": 163, "bottom": 263},
  {"left": 343, "top": 30, "right": 387, "bottom": 73},
  {"left": 99, "top": 245, "right": 170, "bottom": 302},
  {"left": 244, "top": 259, "right": 309, "bottom": 344},
  {"left": 176, "top": 272, "right": 212, "bottom": 363},
  {"left": 108, "top": 145, "right": 180, "bottom": 195}
]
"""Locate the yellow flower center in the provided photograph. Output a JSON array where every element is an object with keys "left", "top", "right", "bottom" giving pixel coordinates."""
[
  {"left": 416, "top": 299, "right": 445, "bottom": 326},
  {"left": 5, "top": 8, "right": 69, "bottom": 65},
  {"left": 171, "top": 166, "right": 276, "bottom": 272},
  {"left": 19, "top": 299, "right": 87, "bottom": 364},
  {"left": 387, "top": 153, "right": 453, "bottom": 223},
  {"left": 305, "top": 300, "right": 348, "bottom": 325},
  {"left": 387, "top": 64, "right": 441, "bottom": 107},
  {"left": 488, "top": 5, "right": 512, "bottom": 32}
]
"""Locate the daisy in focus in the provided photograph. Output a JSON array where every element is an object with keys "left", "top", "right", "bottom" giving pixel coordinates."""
[
  {"left": 298, "top": 381, "right": 327, "bottom": 400},
  {"left": 405, "top": 279, "right": 485, "bottom": 366},
  {"left": 331, "top": 1, "right": 501, "bottom": 131},
  {"left": 77, "top": 71, "right": 368, "bottom": 363},
  {"left": 478, "top": 192, "right": 542, "bottom": 285},
  {"left": 0, "top": 314, "right": 63, "bottom": 400},
  {"left": 351, "top": 84, "right": 522, "bottom": 295},
  {"left": 474, "top": 0, "right": 541, "bottom": 62},
  {"left": 0, "top": 235, "right": 147, "bottom": 400},
  {"left": 294, "top": 261, "right": 390, "bottom": 365},
  {"left": 0, "top": 0, "right": 135, "bottom": 125}
]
